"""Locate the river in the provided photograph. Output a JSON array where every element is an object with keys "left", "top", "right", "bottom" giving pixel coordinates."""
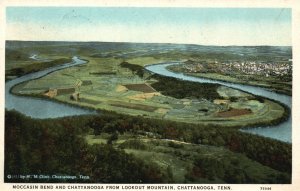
[
  {"left": 5, "top": 58, "right": 291, "bottom": 142},
  {"left": 145, "top": 62, "right": 291, "bottom": 143},
  {"left": 5, "top": 56, "right": 96, "bottom": 119}
]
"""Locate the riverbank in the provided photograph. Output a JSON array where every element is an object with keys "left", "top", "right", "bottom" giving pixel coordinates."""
[
  {"left": 5, "top": 57, "right": 73, "bottom": 81},
  {"left": 167, "top": 64, "right": 292, "bottom": 96},
  {"left": 5, "top": 41, "right": 292, "bottom": 183},
  {"left": 189, "top": 72, "right": 291, "bottom": 96},
  {"left": 145, "top": 62, "right": 291, "bottom": 143},
  {"left": 9, "top": 56, "right": 289, "bottom": 136},
  {"left": 5, "top": 56, "right": 96, "bottom": 118}
]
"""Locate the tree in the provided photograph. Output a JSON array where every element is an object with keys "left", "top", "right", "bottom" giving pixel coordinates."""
[{"left": 107, "top": 132, "right": 118, "bottom": 145}]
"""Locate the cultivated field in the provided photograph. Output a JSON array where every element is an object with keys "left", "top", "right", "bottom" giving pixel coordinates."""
[
  {"left": 5, "top": 41, "right": 292, "bottom": 184},
  {"left": 11, "top": 53, "right": 287, "bottom": 127}
]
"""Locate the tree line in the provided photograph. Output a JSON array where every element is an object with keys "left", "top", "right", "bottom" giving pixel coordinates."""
[
  {"left": 5, "top": 110, "right": 170, "bottom": 183},
  {"left": 87, "top": 111, "right": 291, "bottom": 175},
  {"left": 5, "top": 109, "right": 291, "bottom": 183}
]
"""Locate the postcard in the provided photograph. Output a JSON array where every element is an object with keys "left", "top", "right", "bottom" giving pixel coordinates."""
[{"left": 1, "top": 0, "right": 299, "bottom": 191}]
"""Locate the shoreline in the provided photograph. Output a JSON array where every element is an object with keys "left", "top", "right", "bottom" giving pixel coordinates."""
[
  {"left": 6, "top": 58, "right": 291, "bottom": 143},
  {"left": 166, "top": 65, "right": 292, "bottom": 96},
  {"left": 145, "top": 62, "right": 291, "bottom": 143}
]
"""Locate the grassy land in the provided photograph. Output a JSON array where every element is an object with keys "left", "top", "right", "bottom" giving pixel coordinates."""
[
  {"left": 5, "top": 109, "right": 291, "bottom": 183},
  {"left": 5, "top": 57, "right": 72, "bottom": 81},
  {"left": 167, "top": 62, "right": 292, "bottom": 96},
  {"left": 5, "top": 41, "right": 292, "bottom": 183},
  {"left": 11, "top": 54, "right": 288, "bottom": 127},
  {"left": 85, "top": 132, "right": 289, "bottom": 183},
  {"left": 190, "top": 72, "right": 291, "bottom": 96}
]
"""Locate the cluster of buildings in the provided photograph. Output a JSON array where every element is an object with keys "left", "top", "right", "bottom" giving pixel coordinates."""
[
  {"left": 183, "top": 60, "right": 292, "bottom": 78},
  {"left": 43, "top": 80, "right": 93, "bottom": 101},
  {"left": 221, "top": 61, "right": 292, "bottom": 77}
]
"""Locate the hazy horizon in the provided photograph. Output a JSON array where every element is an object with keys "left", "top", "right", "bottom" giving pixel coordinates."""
[
  {"left": 6, "top": 7, "right": 291, "bottom": 46},
  {"left": 5, "top": 40, "right": 292, "bottom": 47}
]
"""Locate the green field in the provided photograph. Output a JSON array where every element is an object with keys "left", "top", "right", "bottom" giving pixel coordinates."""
[
  {"left": 167, "top": 60, "right": 292, "bottom": 96},
  {"left": 10, "top": 54, "right": 287, "bottom": 127},
  {"left": 85, "top": 132, "right": 289, "bottom": 183},
  {"left": 5, "top": 41, "right": 292, "bottom": 183}
]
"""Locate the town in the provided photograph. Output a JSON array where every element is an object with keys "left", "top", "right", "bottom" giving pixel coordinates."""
[{"left": 182, "top": 60, "right": 292, "bottom": 79}]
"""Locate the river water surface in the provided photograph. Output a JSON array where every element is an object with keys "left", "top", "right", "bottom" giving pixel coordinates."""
[
  {"left": 5, "top": 56, "right": 96, "bottom": 119},
  {"left": 5, "top": 59, "right": 291, "bottom": 142},
  {"left": 146, "top": 62, "right": 291, "bottom": 143}
]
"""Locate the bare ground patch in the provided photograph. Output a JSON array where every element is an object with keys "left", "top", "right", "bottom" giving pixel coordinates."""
[
  {"left": 127, "top": 92, "right": 161, "bottom": 101},
  {"left": 116, "top": 85, "right": 128, "bottom": 92},
  {"left": 216, "top": 108, "right": 252, "bottom": 118}
]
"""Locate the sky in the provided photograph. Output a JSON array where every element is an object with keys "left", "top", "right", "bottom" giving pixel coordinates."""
[{"left": 6, "top": 7, "right": 292, "bottom": 46}]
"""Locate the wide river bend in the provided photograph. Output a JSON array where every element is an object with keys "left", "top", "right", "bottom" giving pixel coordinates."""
[
  {"left": 5, "top": 58, "right": 291, "bottom": 143},
  {"left": 5, "top": 56, "right": 96, "bottom": 119},
  {"left": 145, "top": 62, "right": 291, "bottom": 143}
]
